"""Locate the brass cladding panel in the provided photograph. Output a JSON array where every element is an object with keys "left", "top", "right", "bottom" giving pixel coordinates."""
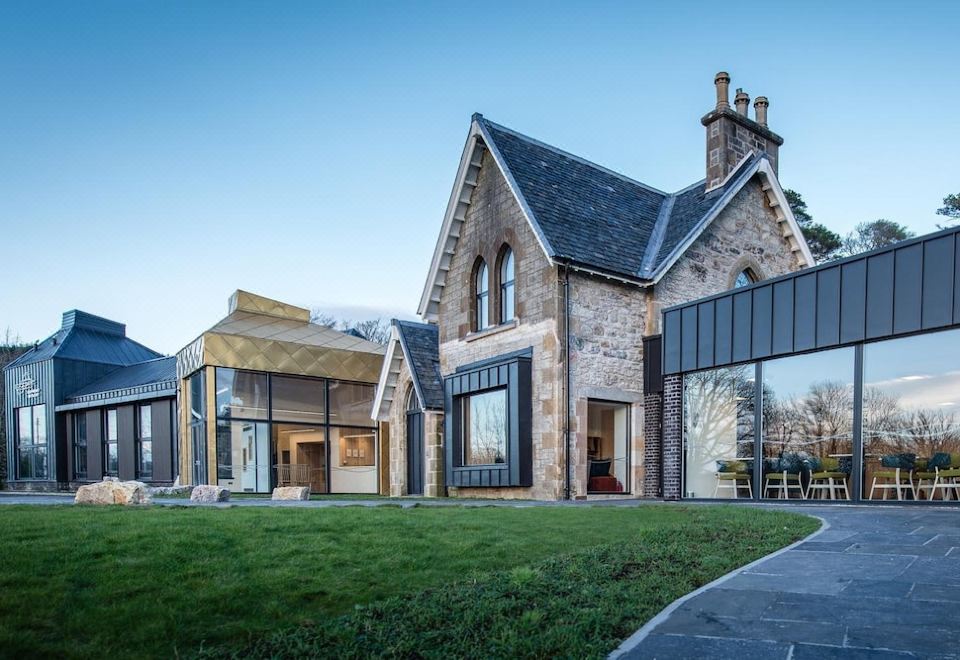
[
  {"left": 230, "top": 290, "right": 311, "bottom": 322},
  {"left": 203, "top": 332, "right": 384, "bottom": 383}
]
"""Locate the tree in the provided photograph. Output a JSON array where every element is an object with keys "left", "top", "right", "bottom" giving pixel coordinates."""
[
  {"left": 937, "top": 193, "right": 960, "bottom": 226},
  {"left": 783, "top": 189, "right": 842, "bottom": 263},
  {"left": 839, "top": 219, "right": 914, "bottom": 257},
  {"left": 308, "top": 310, "right": 392, "bottom": 345}
]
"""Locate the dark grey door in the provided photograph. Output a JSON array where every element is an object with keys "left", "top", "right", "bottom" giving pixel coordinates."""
[{"left": 406, "top": 411, "right": 424, "bottom": 496}]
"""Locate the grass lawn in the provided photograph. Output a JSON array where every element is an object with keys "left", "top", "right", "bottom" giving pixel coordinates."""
[{"left": 0, "top": 504, "right": 818, "bottom": 659}]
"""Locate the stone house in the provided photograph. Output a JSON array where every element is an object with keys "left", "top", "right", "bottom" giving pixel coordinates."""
[{"left": 373, "top": 73, "right": 814, "bottom": 500}]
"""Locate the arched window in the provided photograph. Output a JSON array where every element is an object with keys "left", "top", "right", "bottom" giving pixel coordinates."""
[
  {"left": 406, "top": 386, "right": 418, "bottom": 412},
  {"left": 499, "top": 247, "right": 515, "bottom": 323},
  {"left": 475, "top": 260, "right": 490, "bottom": 331},
  {"left": 734, "top": 268, "right": 757, "bottom": 289}
]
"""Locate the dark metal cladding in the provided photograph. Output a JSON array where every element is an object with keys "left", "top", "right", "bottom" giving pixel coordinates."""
[{"left": 662, "top": 226, "right": 960, "bottom": 375}]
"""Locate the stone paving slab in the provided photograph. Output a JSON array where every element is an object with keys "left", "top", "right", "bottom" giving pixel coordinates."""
[{"left": 616, "top": 505, "right": 960, "bottom": 659}]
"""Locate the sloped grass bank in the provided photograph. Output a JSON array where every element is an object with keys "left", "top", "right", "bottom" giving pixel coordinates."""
[
  {"left": 0, "top": 504, "right": 816, "bottom": 659},
  {"left": 196, "top": 506, "right": 816, "bottom": 659}
]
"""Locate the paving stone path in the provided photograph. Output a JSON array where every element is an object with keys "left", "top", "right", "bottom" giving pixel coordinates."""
[{"left": 615, "top": 505, "right": 960, "bottom": 659}]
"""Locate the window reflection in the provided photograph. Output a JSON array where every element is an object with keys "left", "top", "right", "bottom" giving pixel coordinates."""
[
  {"left": 683, "top": 365, "right": 755, "bottom": 498},
  {"left": 271, "top": 375, "right": 325, "bottom": 424},
  {"left": 863, "top": 329, "right": 960, "bottom": 500},
  {"left": 328, "top": 380, "right": 375, "bottom": 427},
  {"left": 462, "top": 389, "right": 507, "bottom": 465},
  {"left": 762, "top": 348, "right": 854, "bottom": 499},
  {"left": 216, "top": 368, "right": 268, "bottom": 420}
]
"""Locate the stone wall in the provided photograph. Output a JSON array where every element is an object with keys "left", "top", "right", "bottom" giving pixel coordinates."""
[
  {"left": 386, "top": 362, "right": 415, "bottom": 497},
  {"left": 661, "top": 374, "right": 683, "bottom": 500},
  {"left": 655, "top": 178, "right": 802, "bottom": 311},
  {"left": 438, "top": 151, "right": 564, "bottom": 500},
  {"left": 567, "top": 271, "right": 647, "bottom": 498}
]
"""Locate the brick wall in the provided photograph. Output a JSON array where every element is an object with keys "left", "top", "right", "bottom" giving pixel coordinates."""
[
  {"left": 642, "top": 391, "right": 662, "bottom": 497},
  {"left": 661, "top": 374, "right": 683, "bottom": 500}
]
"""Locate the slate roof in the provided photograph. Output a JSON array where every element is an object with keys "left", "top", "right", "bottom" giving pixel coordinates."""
[
  {"left": 66, "top": 356, "right": 177, "bottom": 400},
  {"left": 476, "top": 116, "right": 763, "bottom": 281},
  {"left": 6, "top": 310, "right": 163, "bottom": 370},
  {"left": 395, "top": 320, "right": 442, "bottom": 410}
]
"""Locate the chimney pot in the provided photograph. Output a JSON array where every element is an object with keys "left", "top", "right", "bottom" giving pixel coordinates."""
[
  {"left": 714, "top": 71, "right": 731, "bottom": 109},
  {"left": 734, "top": 88, "right": 750, "bottom": 117},
  {"left": 754, "top": 96, "right": 769, "bottom": 126}
]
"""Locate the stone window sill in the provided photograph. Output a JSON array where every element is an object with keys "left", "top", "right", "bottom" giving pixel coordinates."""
[{"left": 464, "top": 318, "right": 519, "bottom": 342}]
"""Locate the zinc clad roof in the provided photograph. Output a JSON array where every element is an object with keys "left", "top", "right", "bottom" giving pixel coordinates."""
[{"left": 66, "top": 357, "right": 176, "bottom": 399}]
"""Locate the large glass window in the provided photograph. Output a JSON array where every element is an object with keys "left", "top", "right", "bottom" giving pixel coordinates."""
[
  {"left": 271, "top": 375, "right": 325, "bottom": 423},
  {"left": 190, "top": 370, "right": 205, "bottom": 419},
  {"left": 328, "top": 380, "right": 375, "bottom": 427},
  {"left": 500, "top": 247, "right": 515, "bottom": 323},
  {"left": 329, "top": 426, "right": 378, "bottom": 494},
  {"left": 683, "top": 365, "right": 755, "bottom": 499},
  {"left": 462, "top": 389, "right": 507, "bottom": 465},
  {"left": 216, "top": 368, "right": 268, "bottom": 420},
  {"left": 217, "top": 420, "right": 271, "bottom": 493},
  {"left": 274, "top": 423, "right": 327, "bottom": 494},
  {"left": 15, "top": 404, "right": 48, "bottom": 480},
  {"left": 586, "top": 400, "right": 630, "bottom": 493},
  {"left": 104, "top": 409, "right": 119, "bottom": 476},
  {"left": 73, "top": 414, "right": 88, "bottom": 480},
  {"left": 137, "top": 404, "right": 153, "bottom": 479},
  {"left": 863, "top": 329, "right": 960, "bottom": 501},
  {"left": 475, "top": 260, "right": 490, "bottom": 331},
  {"left": 762, "top": 348, "right": 855, "bottom": 500}
]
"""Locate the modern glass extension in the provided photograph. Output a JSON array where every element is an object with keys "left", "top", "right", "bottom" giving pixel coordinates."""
[
  {"left": 683, "top": 326, "right": 960, "bottom": 502},
  {"left": 211, "top": 367, "right": 377, "bottom": 494}
]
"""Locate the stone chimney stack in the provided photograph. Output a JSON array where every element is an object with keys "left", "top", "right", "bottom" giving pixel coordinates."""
[{"left": 702, "top": 72, "right": 784, "bottom": 190}]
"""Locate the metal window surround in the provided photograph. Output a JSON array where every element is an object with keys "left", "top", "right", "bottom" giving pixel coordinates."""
[
  {"left": 662, "top": 226, "right": 960, "bottom": 375},
  {"left": 443, "top": 352, "right": 532, "bottom": 488}
]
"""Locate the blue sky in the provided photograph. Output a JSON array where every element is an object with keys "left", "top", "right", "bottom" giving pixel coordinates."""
[{"left": 2, "top": 0, "right": 958, "bottom": 354}]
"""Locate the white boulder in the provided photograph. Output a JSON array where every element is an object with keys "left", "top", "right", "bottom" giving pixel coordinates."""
[
  {"left": 190, "top": 485, "right": 231, "bottom": 503},
  {"left": 75, "top": 478, "right": 152, "bottom": 505},
  {"left": 272, "top": 486, "right": 310, "bottom": 501}
]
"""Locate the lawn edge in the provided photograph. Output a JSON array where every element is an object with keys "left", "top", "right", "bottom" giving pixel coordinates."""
[{"left": 607, "top": 509, "right": 828, "bottom": 659}]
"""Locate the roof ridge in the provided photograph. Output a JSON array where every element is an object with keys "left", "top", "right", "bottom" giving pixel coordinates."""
[{"left": 478, "top": 116, "right": 669, "bottom": 197}]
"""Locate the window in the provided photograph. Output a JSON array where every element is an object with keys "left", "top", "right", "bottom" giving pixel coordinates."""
[
  {"left": 475, "top": 260, "right": 490, "bottom": 331},
  {"left": 216, "top": 368, "right": 268, "bottom": 420},
  {"left": 73, "top": 414, "right": 88, "bottom": 480},
  {"left": 762, "top": 348, "right": 854, "bottom": 500},
  {"left": 217, "top": 420, "right": 270, "bottom": 492},
  {"left": 104, "top": 409, "right": 118, "bottom": 476},
  {"left": 15, "top": 404, "right": 47, "bottom": 479},
  {"left": 862, "top": 329, "right": 960, "bottom": 501},
  {"left": 328, "top": 380, "right": 376, "bottom": 427},
  {"left": 189, "top": 370, "right": 205, "bottom": 420},
  {"left": 462, "top": 389, "right": 507, "bottom": 465},
  {"left": 337, "top": 429, "right": 376, "bottom": 467},
  {"left": 271, "top": 374, "right": 326, "bottom": 423},
  {"left": 734, "top": 268, "right": 757, "bottom": 288},
  {"left": 137, "top": 404, "right": 153, "bottom": 479},
  {"left": 683, "top": 365, "right": 755, "bottom": 499},
  {"left": 499, "top": 247, "right": 515, "bottom": 323},
  {"left": 587, "top": 401, "right": 630, "bottom": 493}
]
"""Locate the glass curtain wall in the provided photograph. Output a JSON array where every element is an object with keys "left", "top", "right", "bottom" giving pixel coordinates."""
[
  {"left": 586, "top": 401, "right": 630, "bottom": 493},
  {"left": 211, "top": 369, "right": 377, "bottom": 494},
  {"left": 16, "top": 404, "right": 48, "bottom": 479},
  {"left": 863, "top": 329, "right": 960, "bottom": 501},
  {"left": 683, "top": 365, "right": 755, "bottom": 499},
  {"left": 762, "top": 348, "right": 855, "bottom": 500}
]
